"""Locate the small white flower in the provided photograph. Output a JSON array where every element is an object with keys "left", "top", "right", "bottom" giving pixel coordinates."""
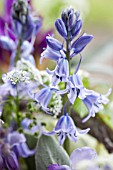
[
  {"left": 49, "top": 92, "right": 63, "bottom": 118},
  {"left": 16, "top": 59, "right": 42, "bottom": 83},
  {"left": 3, "top": 69, "right": 29, "bottom": 85}
]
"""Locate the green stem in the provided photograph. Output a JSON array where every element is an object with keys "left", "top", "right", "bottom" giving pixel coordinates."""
[
  {"left": 15, "top": 86, "right": 21, "bottom": 127},
  {"left": 15, "top": 39, "right": 22, "bottom": 65},
  {"left": 66, "top": 39, "right": 71, "bottom": 74},
  {"left": 63, "top": 37, "right": 71, "bottom": 114}
]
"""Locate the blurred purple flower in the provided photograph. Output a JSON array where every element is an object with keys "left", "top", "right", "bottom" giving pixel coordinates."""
[
  {"left": 0, "top": 84, "right": 10, "bottom": 116},
  {"left": 43, "top": 113, "right": 90, "bottom": 145},
  {"left": 0, "top": 128, "right": 35, "bottom": 170},
  {"left": 7, "top": 131, "right": 35, "bottom": 158},
  {"left": 48, "top": 147, "right": 97, "bottom": 170},
  {"left": 0, "top": 0, "right": 52, "bottom": 67}
]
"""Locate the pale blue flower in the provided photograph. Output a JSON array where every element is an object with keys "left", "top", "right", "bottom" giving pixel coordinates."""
[
  {"left": 82, "top": 88, "right": 112, "bottom": 122},
  {"left": 48, "top": 147, "right": 97, "bottom": 170},
  {"left": 47, "top": 57, "right": 69, "bottom": 86},
  {"left": 44, "top": 113, "right": 90, "bottom": 145},
  {"left": 28, "top": 86, "right": 54, "bottom": 112}
]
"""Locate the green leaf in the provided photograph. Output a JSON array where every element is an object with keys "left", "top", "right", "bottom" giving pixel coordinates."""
[
  {"left": 35, "top": 135, "right": 70, "bottom": 170},
  {"left": 25, "top": 133, "right": 38, "bottom": 170}
]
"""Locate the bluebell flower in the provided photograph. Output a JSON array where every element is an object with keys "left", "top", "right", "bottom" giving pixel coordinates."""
[
  {"left": 66, "top": 72, "right": 86, "bottom": 104},
  {"left": 67, "top": 73, "right": 111, "bottom": 122},
  {"left": 28, "top": 86, "right": 53, "bottom": 112},
  {"left": 11, "top": 0, "right": 42, "bottom": 41},
  {"left": 43, "top": 113, "right": 90, "bottom": 145},
  {"left": 40, "top": 45, "right": 63, "bottom": 64},
  {"left": 12, "top": 15, "right": 41, "bottom": 41},
  {"left": 41, "top": 45, "right": 69, "bottom": 86},
  {"left": 55, "top": 7, "right": 82, "bottom": 40},
  {"left": 47, "top": 57, "right": 69, "bottom": 86},
  {"left": 56, "top": 57, "right": 83, "bottom": 103},
  {"left": 61, "top": 8, "right": 82, "bottom": 40},
  {"left": 41, "top": 8, "right": 93, "bottom": 68},
  {"left": 48, "top": 147, "right": 97, "bottom": 170},
  {"left": 59, "top": 57, "right": 111, "bottom": 122},
  {"left": 82, "top": 88, "right": 112, "bottom": 122},
  {"left": 0, "top": 128, "right": 35, "bottom": 170}
]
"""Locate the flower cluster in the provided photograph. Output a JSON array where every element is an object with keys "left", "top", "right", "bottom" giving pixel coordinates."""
[{"left": 30, "top": 7, "right": 111, "bottom": 145}]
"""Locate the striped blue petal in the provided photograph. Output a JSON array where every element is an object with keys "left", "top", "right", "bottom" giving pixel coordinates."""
[{"left": 55, "top": 19, "right": 67, "bottom": 39}]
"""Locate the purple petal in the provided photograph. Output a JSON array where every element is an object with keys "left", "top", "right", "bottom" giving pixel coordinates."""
[
  {"left": 21, "top": 41, "right": 33, "bottom": 58},
  {"left": 43, "top": 130, "right": 56, "bottom": 136},
  {"left": 19, "top": 143, "right": 35, "bottom": 157},
  {"left": 0, "top": 155, "right": 4, "bottom": 169},
  {"left": 78, "top": 128, "right": 90, "bottom": 134},
  {"left": 40, "top": 46, "right": 60, "bottom": 64},
  {"left": 71, "top": 34, "right": 93, "bottom": 58},
  {"left": 4, "top": 0, "right": 13, "bottom": 18},
  {"left": 48, "top": 164, "right": 70, "bottom": 170},
  {"left": 0, "top": 36, "right": 16, "bottom": 51},
  {"left": 0, "top": 17, "right": 5, "bottom": 35},
  {"left": 41, "top": 88, "right": 52, "bottom": 108},
  {"left": 55, "top": 19, "right": 67, "bottom": 39},
  {"left": 82, "top": 113, "right": 93, "bottom": 123},
  {"left": 71, "top": 20, "right": 82, "bottom": 40},
  {"left": 34, "top": 87, "right": 49, "bottom": 102},
  {"left": 12, "top": 19, "right": 23, "bottom": 38},
  {"left": 58, "top": 132, "right": 66, "bottom": 145},
  {"left": 55, "top": 88, "right": 68, "bottom": 95},
  {"left": 8, "top": 132, "right": 26, "bottom": 147},
  {"left": 70, "top": 147, "right": 97, "bottom": 169},
  {"left": 51, "top": 75, "right": 61, "bottom": 86},
  {"left": 34, "top": 17, "right": 42, "bottom": 34},
  {"left": 46, "top": 68, "right": 55, "bottom": 74},
  {"left": 67, "top": 131, "right": 78, "bottom": 142},
  {"left": 5, "top": 151, "right": 19, "bottom": 170},
  {"left": 67, "top": 88, "right": 77, "bottom": 104},
  {"left": 46, "top": 36, "right": 63, "bottom": 51},
  {"left": 23, "top": 15, "right": 34, "bottom": 40}
]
